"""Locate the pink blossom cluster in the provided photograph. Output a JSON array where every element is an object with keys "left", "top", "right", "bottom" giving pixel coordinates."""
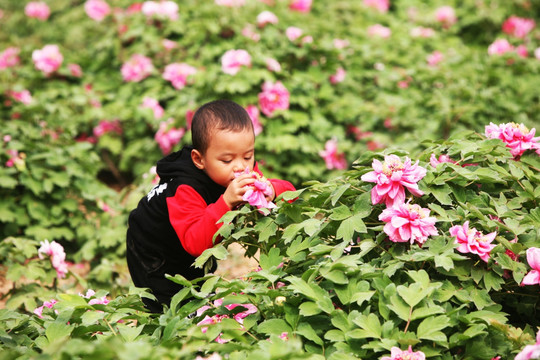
[
  {"left": 488, "top": 39, "right": 528, "bottom": 58},
  {"left": 33, "top": 299, "right": 57, "bottom": 318},
  {"left": 32, "top": 45, "right": 63, "bottom": 75},
  {"left": 9, "top": 90, "right": 33, "bottom": 105},
  {"left": 289, "top": 0, "right": 312, "bottom": 13},
  {"left": 379, "top": 202, "right": 438, "bottom": 245},
  {"left": 319, "top": 138, "right": 347, "bottom": 170},
  {"left": 121, "top": 54, "right": 154, "bottom": 82},
  {"left": 449, "top": 221, "right": 497, "bottom": 262},
  {"left": 84, "top": 0, "right": 111, "bottom": 22},
  {"left": 367, "top": 24, "right": 391, "bottom": 38},
  {"left": 79, "top": 289, "right": 110, "bottom": 305},
  {"left": 485, "top": 122, "right": 540, "bottom": 158},
  {"left": 197, "top": 299, "right": 258, "bottom": 343},
  {"left": 25, "top": 2, "right": 50, "bottom": 21},
  {"left": 141, "top": 97, "right": 164, "bottom": 119},
  {"left": 0, "top": 47, "right": 20, "bottom": 70},
  {"left": 221, "top": 49, "right": 251, "bottom": 75},
  {"left": 329, "top": 67, "right": 346, "bottom": 84},
  {"left": 93, "top": 119, "right": 122, "bottom": 138},
  {"left": 502, "top": 16, "right": 535, "bottom": 38},
  {"left": 410, "top": 26, "right": 436, "bottom": 38},
  {"left": 265, "top": 58, "right": 281, "bottom": 72},
  {"left": 429, "top": 153, "right": 477, "bottom": 168},
  {"left": 363, "top": 0, "right": 389, "bottom": 13},
  {"left": 245, "top": 105, "right": 263, "bottom": 135},
  {"left": 521, "top": 247, "right": 540, "bottom": 286},
  {"left": 234, "top": 168, "right": 276, "bottom": 210},
  {"left": 5, "top": 149, "right": 24, "bottom": 168},
  {"left": 258, "top": 81, "right": 290, "bottom": 117},
  {"left": 435, "top": 6, "right": 457, "bottom": 28},
  {"left": 68, "top": 63, "right": 83, "bottom": 77},
  {"left": 286, "top": 27, "right": 303, "bottom": 41},
  {"left": 257, "top": 11, "right": 278, "bottom": 28},
  {"left": 195, "top": 354, "right": 222, "bottom": 360},
  {"left": 361, "top": 155, "right": 426, "bottom": 208},
  {"left": 381, "top": 346, "right": 426, "bottom": 360},
  {"left": 155, "top": 118, "right": 185, "bottom": 154},
  {"left": 38, "top": 240, "right": 69, "bottom": 278},
  {"left": 242, "top": 25, "right": 261, "bottom": 42},
  {"left": 141, "top": 1, "right": 179, "bottom": 20},
  {"left": 162, "top": 62, "right": 197, "bottom": 89},
  {"left": 515, "top": 330, "right": 540, "bottom": 360},
  {"left": 215, "top": 0, "right": 245, "bottom": 7},
  {"left": 426, "top": 50, "right": 444, "bottom": 67}
]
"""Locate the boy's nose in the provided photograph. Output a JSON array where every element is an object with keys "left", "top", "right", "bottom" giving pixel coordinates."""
[{"left": 233, "top": 159, "right": 247, "bottom": 172}]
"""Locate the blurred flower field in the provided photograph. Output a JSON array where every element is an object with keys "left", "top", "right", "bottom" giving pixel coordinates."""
[{"left": 0, "top": 0, "right": 539, "bottom": 359}]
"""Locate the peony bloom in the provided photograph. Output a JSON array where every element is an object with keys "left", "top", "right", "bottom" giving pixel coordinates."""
[
  {"left": 10, "top": 90, "right": 33, "bottom": 105},
  {"left": 381, "top": 346, "right": 426, "bottom": 360},
  {"left": 197, "top": 299, "right": 258, "bottom": 343},
  {"left": 162, "top": 39, "right": 177, "bottom": 50},
  {"left": 245, "top": 105, "right": 262, "bottom": 135},
  {"left": 84, "top": 0, "right": 111, "bottom": 21},
  {"left": 93, "top": 119, "right": 122, "bottom": 138},
  {"left": 367, "top": 24, "right": 391, "bottom": 38},
  {"left": 502, "top": 16, "right": 535, "bottom": 39},
  {"left": 25, "top": 2, "right": 50, "bottom": 21},
  {"left": 361, "top": 155, "right": 426, "bottom": 207},
  {"left": 121, "top": 54, "right": 154, "bottom": 82},
  {"left": 68, "top": 63, "right": 83, "bottom": 77},
  {"left": 215, "top": 0, "right": 245, "bottom": 6},
  {"left": 449, "top": 221, "right": 497, "bottom": 263},
  {"left": 257, "top": 11, "right": 278, "bottom": 28},
  {"left": 289, "top": 0, "right": 312, "bottom": 13},
  {"left": 195, "top": 354, "right": 222, "bottom": 360},
  {"left": 243, "top": 180, "right": 276, "bottom": 210},
  {"left": 221, "top": 49, "right": 251, "bottom": 75},
  {"left": 141, "top": 97, "right": 164, "bottom": 119},
  {"left": 5, "top": 149, "right": 25, "bottom": 169},
  {"left": 38, "top": 240, "right": 68, "bottom": 278},
  {"left": 363, "top": 0, "right": 389, "bottom": 13},
  {"left": 141, "top": 1, "right": 179, "bottom": 20},
  {"left": 162, "top": 62, "right": 197, "bottom": 90},
  {"left": 329, "top": 67, "right": 346, "bottom": 84},
  {"left": 319, "top": 138, "right": 347, "bottom": 170},
  {"left": 265, "top": 58, "right": 281, "bottom": 72},
  {"left": 79, "top": 289, "right": 96, "bottom": 298},
  {"left": 286, "top": 26, "right": 303, "bottom": 41},
  {"left": 0, "top": 47, "right": 20, "bottom": 70},
  {"left": 535, "top": 47, "right": 540, "bottom": 60},
  {"left": 429, "top": 153, "right": 457, "bottom": 168},
  {"left": 242, "top": 25, "right": 261, "bottom": 42},
  {"left": 379, "top": 202, "right": 438, "bottom": 246},
  {"left": 258, "top": 81, "right": 290, "bottom": 117},
  {"left": 488, "top": 39, "right": 514, "bottom": 56},
  {"left": 427, "top": 50, "right": 443, "bottom": 66},
  {"left": 516, "top": 45, "right": 528, "bottom": 58},
  {"left": 515, "top": 330, "right": 540, "bottom": 360},
  {"left": 485, "top": 122, "right": 540, "bottom": 158},
  {"left": 410, "top": 26, "right": 436, "bottom": 38},
  {"left": 155, "top": 118, "right": 185, "bottom": 154},
  {"left": 521, "top": 247, "right": 540, "bottom": 286},
  {"left": 89, "top": 296, "right": 110, "bottom": 305},
  {"left": 32, "top": 45, "right": 63, "bottom": 75},
  {"left": 435, "top": 6, "right": 457, "bottom": 28},
  {"left": 333, "top": 38, "right": 350, "bottom": 49},
  {"left": 33, "top": 299, "right": 58, "bottom": 319}
]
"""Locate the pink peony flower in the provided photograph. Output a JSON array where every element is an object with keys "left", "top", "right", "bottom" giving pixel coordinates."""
[
  {"left": 243, "top": 180, "right": 276, "bottom": 210},
  {"left": 435, "top": 6, "right": 457, "bottom": 28},
  {"left": 221, "top": 49, "right": 251, "bottom": 75},
  {"left": 427, "top": 50, "right": 444, "bottom": 66},
  {"left": 515, "top": 330, "right": 540, "bottom": 360},
  {"left": 286, "top": 26, "right": 303, "bottom": 41},
  {"left": 10, "top": 90, "right": 33, "bottom": 105},
  {"left": 215, "top": 0, "right": 245, "bottom": 6},
  {"left": 257, "top": 11, "right": 278, "bottom": 28},
  {"left": 381, "top": 346, "right": 426, "bottom": 360},
  {"left": 195, "top": 354, "right": 222, "bottom": 360},
  {"left": 329, "top": 67, "right": 346, "bottom": 84},
  {"left": 197, "top": 299, "right": 257, "bottom": 343},
  {"left": 25, "top": 2, "right": 50, "bottom": 21},
  {"left": 333, "top": 38, "right": 350, "bottom": 49},
  {"left": 535, "top": 47, "right": 540, "bottom": 60},
  {"left": 242, "top": 25, "right": 261, "bottom": 42},
  {"left": 429, "top": 153, "right": 457, "bottom": 168},
  {"left": 361, "top": 155, "right": 426, "bottom": 207},
  {"left": 245, "top": 105, "right": 262, "bottom": 135},
  {"left": 162, "top": 62, "right": 197, "bottom": 90},
  {"left": 141, "top": 1, "right": 178, "bottom": 20},
  {"left": 32, "top": 45, "right": 63, "bottom": 75},
  {"left": 84, "top": 0, "right": 111, "bottom": 22},
  {"left": 89, "top": 296, "right": 110, "bottom": 305},
  {"left": 363, "top": 0, "right": 389, "bottom": 13},
  {"left": 38, "top": 240, "right": 68, "bottom": 278},
  {"left": 33, "top": 299, "right": 58, "bottom": 318},
  {"left": 410, "top": 26, "right": 436, "bottom": 38},
  {"left": 93, "top": 119, "right": 122, "bottom": 137},
  {"left": 502, "top": 16, "right": 535, "bottom": 39},
  {"left": 488, "top": 38, "right": 514, "bottom": 56},
  {"left": 521, "top": 247, "right": 540, "bottom": 286},
  {"left": 162, "top": 39, "right": 177, "bottom": 50},
  {"left": 141, "top": 97, "right": 164, "bottom": 119},
  {"left": 379, "top": 202, "right": 438, "bottom": 246},
  {"left": 367, "top": 24, "right": 391, "bottom": 38},
  {"left": 155, "top": 118, "right": 185, "bottom": 154},
  {"left": 79, "top": 289, "right": 96, "bottom": 298},
  {"left": 319, "top": 138, "right": 347, "bottom": 170},
  {"left": 0, "top": 47, "right": 20, "bottom": 70},
  {"left": 68, "top": 63, "right": 83, "bottom": 77},
  {"left": 516, "top": 45, "right": 528, "bottom": 58},
  {"left": 121, "top": 54, "right": 153, "bottom": 82},
  {"left": 449, "top": 221, "right": 497, "bottom": 263},
  {"left": 5, "top": 149, "right": 24, "bottom": 168},
  {"left": 258, "top": 81, "right": 290, "bottom": 117},
  {"left": 485, "top": 122, "right": 540, "bottom": 158},
  {"left": 265, "top": 58, "right": 281, "bottom": 72},
  {"left": 289, "top": 0, "right": 312, "bottom": 13}
]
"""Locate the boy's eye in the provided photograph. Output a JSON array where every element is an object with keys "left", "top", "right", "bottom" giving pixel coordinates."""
[{"left": 222, "top": 160, "right": 231, "bottom": 164}]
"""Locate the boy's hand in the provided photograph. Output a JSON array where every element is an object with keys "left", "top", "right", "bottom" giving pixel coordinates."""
[
  {"left": 264, "top": 180, "right": 275, "bottom": 202},
  {"left": 223, "top": 173, "right": 256, "bottom": 209}
]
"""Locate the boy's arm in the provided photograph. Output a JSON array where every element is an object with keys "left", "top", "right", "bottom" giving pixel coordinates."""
[
  {"left": 166, "top": 185, "right": 230, "bottom": 257},
  {"left": 267, "top": 178, "right": 296, "bottom": 199}
]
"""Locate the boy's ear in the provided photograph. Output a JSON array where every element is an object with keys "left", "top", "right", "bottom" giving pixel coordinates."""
[{"left": 191, "top": 149, "right": 205, "bottom": 170}]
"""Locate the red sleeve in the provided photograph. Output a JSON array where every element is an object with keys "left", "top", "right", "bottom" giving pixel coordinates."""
[{"left": 166, "top": 185, "right": 231, "bottom": 257}]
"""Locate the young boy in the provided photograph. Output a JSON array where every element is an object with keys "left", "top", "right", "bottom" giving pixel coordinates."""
[{"left": 126, "top": 99, "right": 295, "bottom": 312}]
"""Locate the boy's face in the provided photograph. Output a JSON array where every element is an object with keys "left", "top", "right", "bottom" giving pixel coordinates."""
[{"left": 191, "top": 128, "right": 255, "bottom": 188}]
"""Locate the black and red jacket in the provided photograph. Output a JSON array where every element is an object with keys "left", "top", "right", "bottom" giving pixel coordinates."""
[{"left": 126, "top": 146, "right": 295, "bottom": 312}]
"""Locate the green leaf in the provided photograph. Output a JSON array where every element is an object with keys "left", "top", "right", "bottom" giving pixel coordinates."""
[
  {"left": 330, "top": 205, "right": 352, "bottom": 221},
  {"left": 296, "top": 322, "right": 324, "bottom": 345},
  {"left": 299, "top": 302, "right": 322, "bottom": 316},
  {"left": 45, "top": 322, "right": 73, "bottom": 343},
  {"left": 257, "top": 319, "right": 293, "bottom": 335},
  {"left": 396, "top": 282, "right": 431, "bottom": 308},
  {"left": 194, "top": 245, "right": 228, "bottom": 268},
  {"left": 329, "top": 184, "right": 351, "bottom": 206},
  {"left": 416, "top": 315, "right": 450, "bottom": 342},
  {"left": 117, "top": 324, "right": 144, "bottom": 342},
  {"left": 81, "top": 310, "right": 106, "bottom": 325},
  {"left": 336, "top": 214, "right": 367, "bottom": 241},
  {"left": 350, "top": 313, "right": 382, "bottom": 339}
]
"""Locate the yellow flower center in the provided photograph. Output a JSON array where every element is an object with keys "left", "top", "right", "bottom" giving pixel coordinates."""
[{"left": 382, "top": 158, "right": 404, "bottom": 177}]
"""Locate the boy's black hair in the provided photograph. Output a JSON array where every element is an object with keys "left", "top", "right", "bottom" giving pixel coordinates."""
[{"left": 191, "top": 99, "right": 254, "bottom": 154}]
